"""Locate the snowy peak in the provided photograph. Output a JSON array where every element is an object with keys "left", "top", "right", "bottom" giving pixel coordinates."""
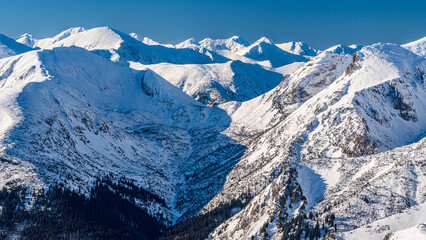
[
  {"left": 44, "top": 27, "right": 228, "bottom": 65},
  {"left": 254, "top": 36, "right": 273, "bottom": 45},
  {"left": 199, "top": 36, "right": 250, "bottom": 52},
  {"left": 48, "top": 26, "right": 125, "bottom": 50},
  {"left": 324, "top": 44, "right": 363, "bottom": 55},
  {"left": 16, "top": 33, "right": 37, "bottom": 47},
  {"left": 276, "top": 41, "right": 318, "bottom": 57},
  {"left": 34, "top": 27, "right": 85, "bottom": 49},
  {"left": 238, "top": 36, "right": 308, "bottom": 68},
  {"left": 175, "top": 37, "right": 199, "bottom": 49},
  {"left": 402, "top": 36, "right": 426, "bottom": 57},
  {"left": 0, "top": 33, "right": 33, "bottom": 59}
]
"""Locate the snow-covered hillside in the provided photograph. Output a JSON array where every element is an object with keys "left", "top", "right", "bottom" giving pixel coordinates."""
[
  {"left": 202, "top": 43, "right": 426, "bottom": 239},
  {"left": 0, "top": 46, "right": 242, "bottom": 226},
  {"left": 402, "top": 36, "right": 426, "bottom": 57},
  {"left": 0, "top": 27, "right": 425, "bottom": 240},
  {"left": 0, "top": 33, "right": 32, "bottom": 59},
  {"left": 132, "top": 60, "right": 283, "bottom": 106}
]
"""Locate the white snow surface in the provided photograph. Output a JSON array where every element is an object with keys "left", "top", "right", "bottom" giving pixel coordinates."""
[
  {"left": 276, "top": 41, "right": 318, "bottom": 57},
  {"left": 237, "top": 37, "right": 309, "bottom": 68},
  {"left": 132, "top": 60, "right": 283, "bottom": 106},
  {"left": 0, "top": 34, "right": 32, "bottom": 59},
  {"left": 402, "top": 36, "right": 426, "bottom": 57}
]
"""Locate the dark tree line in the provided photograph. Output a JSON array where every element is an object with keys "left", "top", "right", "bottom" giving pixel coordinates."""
[
  {"left": 160, "top": 193, "right": 252, "bottom": 240},
  {"left": 0, "top": 177, "right": 166, "bottom": 240}
]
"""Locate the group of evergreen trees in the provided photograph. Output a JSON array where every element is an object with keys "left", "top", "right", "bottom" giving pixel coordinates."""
[
  {"left": 161, "top": 193, "right": 252, "bottom": 240},
  {"left": 0, "top": 177, "right": 165, "bottom": 240}
]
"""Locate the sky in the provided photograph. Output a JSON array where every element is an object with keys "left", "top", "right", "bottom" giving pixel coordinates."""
[{"left": 1, "top": 0, "right": 425, "bottom": 49}]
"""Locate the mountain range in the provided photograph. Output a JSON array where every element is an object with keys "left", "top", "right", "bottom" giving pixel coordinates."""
[{"left": 0, "top": 27, "right": 425, "bottom": 240}]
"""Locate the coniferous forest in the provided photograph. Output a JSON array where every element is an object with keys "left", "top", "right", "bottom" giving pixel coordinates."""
[{"left": 0, "top": 177, "right": 165, "bottom": 240}]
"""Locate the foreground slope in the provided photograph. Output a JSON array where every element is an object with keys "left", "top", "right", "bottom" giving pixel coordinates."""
[
  {"left": 201, "top": 43, "right": 426, "bottom": 239},
  {"left": 0, "top": 46, "right": 244, "bottom": 227}
]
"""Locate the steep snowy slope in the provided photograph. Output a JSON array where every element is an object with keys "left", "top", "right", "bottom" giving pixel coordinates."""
[
  {"left": 238, "top": 37, "right": 308, "bottom": 68},
  {"left": 47, "top": 27, "right": 228, "bottom": 65},
  {"left": 402, "top": 36, "right": 426, "bottom": 57},
  {"left": 0, "top": 47, "right": 242, "bottom": 226},
  {"left": 16, "top": 33, "right": 37, "bottom": 48},
  {"left": 219, "top": 52, "right": 352, "bottom": 137},
  {"left": 201, "top": 43, "right": 426, "bottom": 239},
  {"left": 276, "top": 41, "right": 318, "bottom": 57},
  {"left": 340, "top": 199, "right": 426, "bottom": 240},
  {"left": 209, "top": 135, "right": 426, "bottom": 239},
  {"left": 199, "top": 36, "right": 250, "bottom": 52},
  {"left": 0, "top": 34, "right": 33, "bottom": 59},
  {"left": 134, "top": 60, "right": 283, "bottom": 106}
]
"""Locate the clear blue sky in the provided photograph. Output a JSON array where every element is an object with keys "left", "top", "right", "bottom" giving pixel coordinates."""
[{"left": 1, "top": 0, "right": 425, "bottom": 49}]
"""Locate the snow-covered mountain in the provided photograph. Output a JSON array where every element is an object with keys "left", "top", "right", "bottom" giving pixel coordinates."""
[
  {"left": 323, "top": 44, "right": 364, "bottom": 55},
  {"left": 238, "top": 37, "right": 309, "bottom": 68},
  {"left": 16, "top": 33, "right": 37, "bottom": 48},
  {"left": 0, "top": 28, "right": 425, "bottom": 240},
  {"left": 132, "top": 60, "right": 284, "bottom": 106},
  {"left": 202, "top": 43, "right": 426, "bottom": 239},
  {"left": 35, "top": 27, "right": 86, "bottom": 49},
  {"left": 199, "top": 36, "right": 250, "bottom": 52},
  {"left": 175, "top": 37, "right": 199, "bottom": 49},
  {"left": 276, "top": 41, "right": 318, "bottom": 57},
  {"left": 0, "top": 33, "right": 33, "bottom": 59},
  {"left": 129, "top": 32, "right": 175, "bottom": 48},
  {"left": 30, "top": 27, "right": 228, "bottom": 65},
  {"left": 0, "top": 46, "right": 244, "bottom": 227}
]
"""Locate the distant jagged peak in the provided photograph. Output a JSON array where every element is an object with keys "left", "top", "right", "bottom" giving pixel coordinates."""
[
  {"left": 198, "top": 35, "right": 250, "bottom": 52},
  {"left": 34, "top": 26, "right": 86, "bottom": 49},
  {"left": 276, "top": 41, "right": 318, "bottom": 56},
  {"left": 0, "top": 33, "right": 33, "bottom": 59},
  {"left": 323, "top": 43, "right": 363, "bottom": 55},
  {"left": 254, "top": 36, "right": 274, "bottom": 45},
  {"left": 55, "top": 27, "right": 86, "bottom": 40},
  {"left": 16, "top": 33, "right": 37, "bottom": 47},
  {"left": 175, "top": 37, "right": 199, "bottom": 49},
  {"left": 46, "top": 26, "right": 132, "bottom": 50},
  {"left": 402, "top": 36, "right": 426, "bottom": 57}
]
